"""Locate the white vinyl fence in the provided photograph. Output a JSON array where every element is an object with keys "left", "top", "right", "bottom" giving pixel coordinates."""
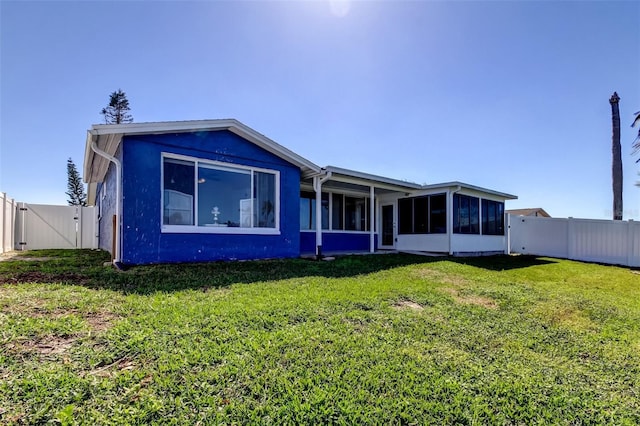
[
  {"left": 14, "top": 203, "right": 97, "bottom": 250},
  {"left": 508, "top": 215, "right": 640, "bottom": 267},
  {"left": 1, "top": 193, "right": 17, "bottom": 254}
]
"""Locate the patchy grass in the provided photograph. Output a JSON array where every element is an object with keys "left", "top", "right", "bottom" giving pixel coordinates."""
[{"left": 1, "top": 250, "right": 639, "bottom": 424}]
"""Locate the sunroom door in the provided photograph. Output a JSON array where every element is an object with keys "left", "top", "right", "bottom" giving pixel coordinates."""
[{"left": 380, "top": 204, "right": 395, "bottom": 249}]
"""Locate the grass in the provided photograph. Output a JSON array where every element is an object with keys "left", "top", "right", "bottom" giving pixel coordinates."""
[{"left": 0, "top": 250, "right": 639, "bottom": 424}]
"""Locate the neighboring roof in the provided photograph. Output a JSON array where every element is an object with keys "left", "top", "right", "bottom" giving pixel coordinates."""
[
  {"left": 506, "top": 208, "right": 550, "bottom": 217},
  {"left": 83, "top": 119, "right": 322, "bottom": 183}
]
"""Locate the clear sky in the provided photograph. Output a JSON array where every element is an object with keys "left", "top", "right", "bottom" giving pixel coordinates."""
[{"left": 1, "top": 0, "right": 639, "bottom": 219}]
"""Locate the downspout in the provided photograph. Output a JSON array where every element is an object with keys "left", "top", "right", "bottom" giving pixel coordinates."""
[
  {"left": 90, "top": 139, "right": 122, "bottom": 266},
  {"left": 448, "top": 185, "right": 462, "bottom": 256},
  {"left": 313, "top": 171, "right": 332, "bottom": 259}
]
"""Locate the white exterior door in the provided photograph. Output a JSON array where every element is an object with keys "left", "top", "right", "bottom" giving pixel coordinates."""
[{"left": 380, "top": 204, "right": 395, "bottom": 249}]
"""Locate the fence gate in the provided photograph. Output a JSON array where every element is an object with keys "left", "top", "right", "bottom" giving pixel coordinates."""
[{"left": 15, "top": 203, "right": 97, "bottom": 250}]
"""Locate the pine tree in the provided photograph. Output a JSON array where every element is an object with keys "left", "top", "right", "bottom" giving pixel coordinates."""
[
  {"left": 66, "top": 158, "right": 87, "bottom": 206},
  {"left": 100, "top": 89, "right": 133, "bottom": 124}
]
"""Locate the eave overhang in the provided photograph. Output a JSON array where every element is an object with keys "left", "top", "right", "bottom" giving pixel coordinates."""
[
  {"left": 83, "top": 119, "right": 322, "bottom": 184},
  {"left": 320, "top": 165, "right": 423, "bottom": 193},
  {"left": 422, "top": 181, "right": 518, "bottom": 200}
]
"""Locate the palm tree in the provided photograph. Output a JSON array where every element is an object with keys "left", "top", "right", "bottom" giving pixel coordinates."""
[
  {"left": 633, "top": 110, "right": 640, "bottom": 187},
  {"left": 609, "top": 92, "right": 622, "bottom": 220},
  {"left": 633, "top": 110, "right": 640, "bottom": 159}
]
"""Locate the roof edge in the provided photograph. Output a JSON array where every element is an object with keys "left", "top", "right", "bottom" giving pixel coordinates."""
[
  {"left": 83, "top": 119, "right": 321, "bottom": 183},
  {"left": 421, "top": 181, "right": 518, "bottom": 200},
  {"left": 324, "top": 165, "right": 423, "bottom": 190}
]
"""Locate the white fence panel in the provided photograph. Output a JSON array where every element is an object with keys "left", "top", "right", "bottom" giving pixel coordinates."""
[
  {"left": 509, "top": 214, "right": 640, "bottom": 267},
  {"left": 509, "top": 216, "right": 569, "bottom": 259},
  {"left": 15, "top": 203, "right": 97, "bottom": 250},
  {"left": 571, "top": 219, "right": 632, "bottom": 266},
  {"left": 1, "top": 193, "right": 16, "bottom": 254}
]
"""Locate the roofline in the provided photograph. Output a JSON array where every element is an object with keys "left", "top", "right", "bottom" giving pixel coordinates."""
[
  {"left": 421, "top": 181, "right": 518, "bottom": 200},
  {"left": 323, "top": 165, "right": 423, "bottom": 190},
  {"left": 84, "top": 119, "right": 321, "bottom": 183}
]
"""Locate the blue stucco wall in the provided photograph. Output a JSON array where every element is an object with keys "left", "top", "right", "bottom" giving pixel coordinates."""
[
  {"left": 300, "top": 231, "right": 378, "bottom": 254},
  {"left": 116, "top": 130, "right": 301, "bottom": 264}
]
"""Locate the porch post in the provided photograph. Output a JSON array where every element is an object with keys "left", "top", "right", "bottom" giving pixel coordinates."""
[
  {"left": 370, "top": 185, "right": 375, "bottom": 253},
  {"left": 313, "top": 176, "right": 322, "bottom": 258}
]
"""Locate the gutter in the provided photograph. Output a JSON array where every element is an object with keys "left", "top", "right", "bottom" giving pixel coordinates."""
[
  {"left": 313, "top": 171, "right": 333, "bottom": 258},
  {"left": 90, "top": 138, "right": 123, "bottom": 267}
]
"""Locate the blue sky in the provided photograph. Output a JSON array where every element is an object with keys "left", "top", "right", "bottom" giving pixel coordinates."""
[{"left": 1, "top": 0, "right": 639, "bottom": 219}]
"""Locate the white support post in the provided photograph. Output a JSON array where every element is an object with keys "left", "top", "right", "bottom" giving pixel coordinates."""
[
  {"left": 314, "top": 176, "right": 322, "bottom": 258},
  {"left": 369, "top": 185, "right": 375, "bottom": 253}
]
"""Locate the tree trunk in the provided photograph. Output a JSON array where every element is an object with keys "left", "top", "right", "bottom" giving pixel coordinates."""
[{"left": 610, "top": 92, "right": 623, "bottom": 220}]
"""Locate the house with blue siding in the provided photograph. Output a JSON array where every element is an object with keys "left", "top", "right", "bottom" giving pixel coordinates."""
[{"left": 84, "top": 119, "right": 516, "bottom": 265}]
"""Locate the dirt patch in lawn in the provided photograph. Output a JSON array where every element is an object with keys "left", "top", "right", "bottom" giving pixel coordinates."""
[
  {"left": 23, "top": 335, "right": 78, "bottom": 355},
  {"left": 2, "top": 306, "right": 120, "bottom": 358},
  {"left": 393, "top": 300, "right": 425, "bottom": 311},
  {"left": 0, "top": 271, "right": 91, "bottom": 285},
  {"left": 441, "top": 287, "right": 498, "bottom": 309},
  {"left": 1, "top": 298, "right": 120, "bottom": 332}
]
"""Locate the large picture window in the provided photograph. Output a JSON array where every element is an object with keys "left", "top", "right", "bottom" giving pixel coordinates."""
[
  {"left": 453, "top": 194, "right": 479, "bottom": 234},
  {"left": 482, "top": 199, "right": 505, "bottom": 235},
  {"left": 162, "top": 155, "right": 278, "bottom": 232},
  {"left": 398, "top": 194, "right": 446, "bottom": 235}
]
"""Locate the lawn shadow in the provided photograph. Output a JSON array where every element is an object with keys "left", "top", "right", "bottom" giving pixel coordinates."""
[
  {"left": 448, "top": 255, "right": 558, "bottom": 271},
  {"left": 0, "top": 250, "right": 558, "bottom": 295}
]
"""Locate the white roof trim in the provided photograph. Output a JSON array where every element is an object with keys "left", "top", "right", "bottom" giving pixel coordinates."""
[
  {"left": 84, "top": 119, "right": 321, "bottom": 183},
  {"left": 421, "top": 181, "right": 517, "bottom": 200},
  {"left": 323, "top": 165, "right": 423, "bottom": 191}
]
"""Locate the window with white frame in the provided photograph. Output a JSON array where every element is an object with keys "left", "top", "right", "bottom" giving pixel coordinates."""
[{"left": 162, "top": 155, "right": 278, "bottom": 231}]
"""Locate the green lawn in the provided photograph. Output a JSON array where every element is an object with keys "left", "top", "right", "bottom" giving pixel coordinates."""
[{"left": 1, "top": 250, "right": 639, "bottom": 425}]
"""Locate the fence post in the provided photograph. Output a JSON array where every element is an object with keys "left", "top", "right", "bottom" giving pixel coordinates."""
[
  {"left": 567, "top": 217, "right": 575, "bottom": 260},
  {"left": 505, "top": 213, "right": 511, "bottom": 255},
  {"left": 1, "top": 192, "right": 5, "bottom": 254},
  {"left": 628, "top": 220, "right": 634, "bottom": 267},
  {"left": 78, "top": 206, "right": 83, "bottom": 249},
  {"left": 10, "top": 198, "right": 15, "bottom": 252}
]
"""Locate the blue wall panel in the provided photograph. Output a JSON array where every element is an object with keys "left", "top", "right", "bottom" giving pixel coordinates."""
[
  {"left": 117, "top": 130, "right": 301, "bottom": 264},
  {"left": 300, "top": 231, "right": 377, "bottom": 253}
]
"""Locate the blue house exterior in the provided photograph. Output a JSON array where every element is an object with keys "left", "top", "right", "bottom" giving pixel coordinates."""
[{"left": 84, "top": 119, "right": 517, "bottom": 265}]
